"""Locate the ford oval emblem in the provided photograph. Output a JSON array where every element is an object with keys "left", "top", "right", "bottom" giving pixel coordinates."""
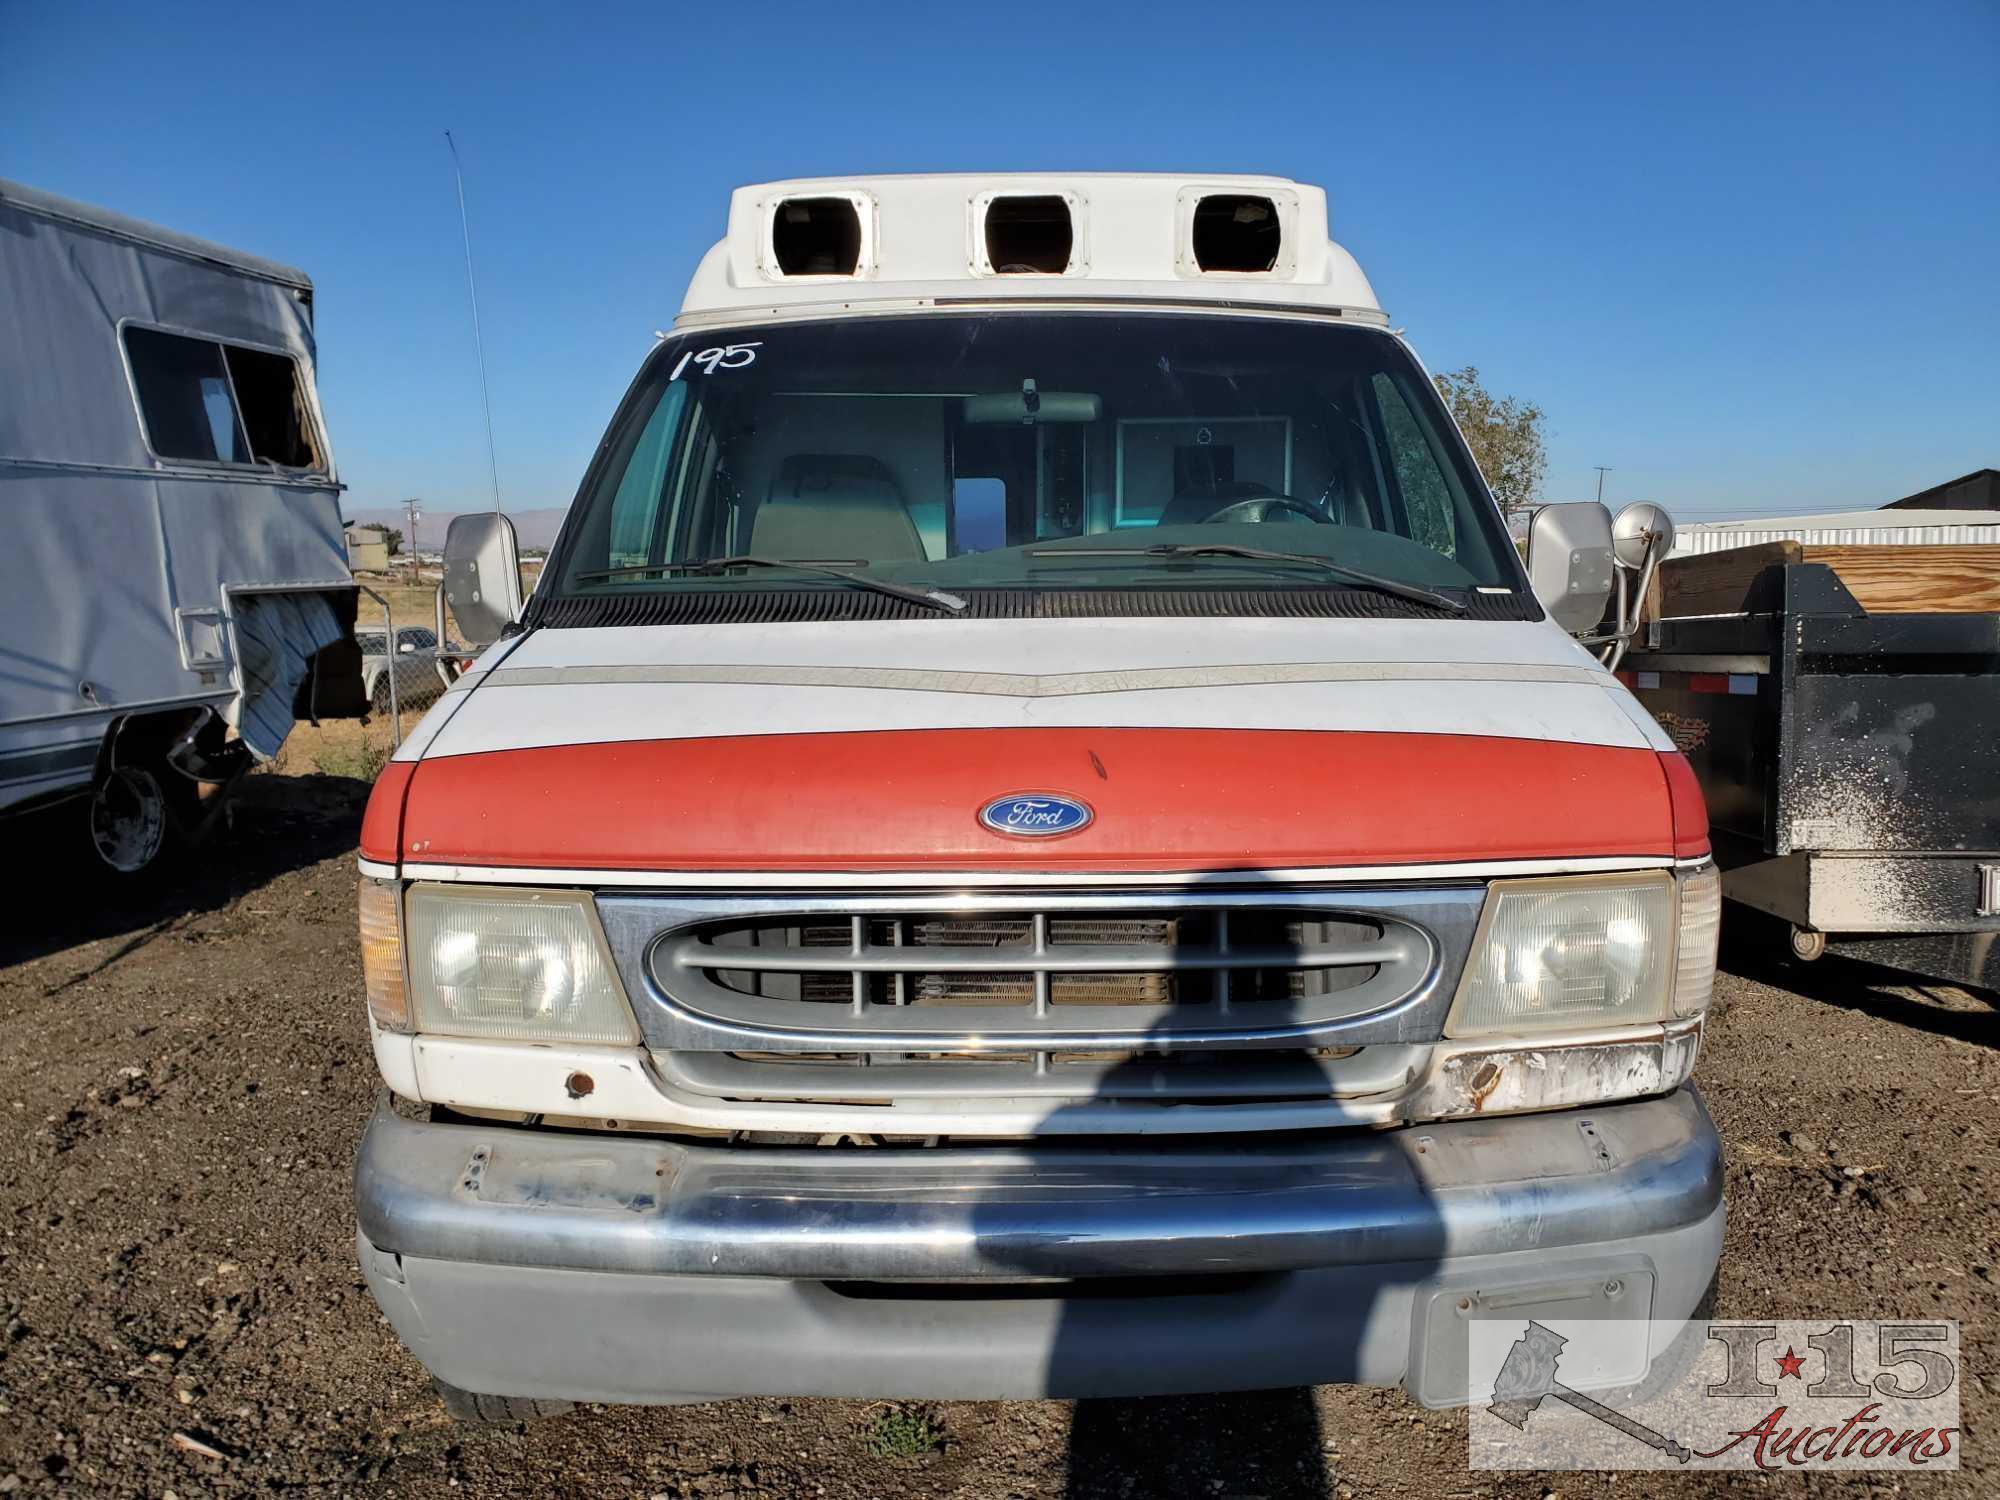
[{"left": 979, "top": 792, "right": 1094, "bottom": 838}]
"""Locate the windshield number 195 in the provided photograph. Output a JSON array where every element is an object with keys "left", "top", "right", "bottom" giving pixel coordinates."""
[{"left": 671, "top": 343, "right": 762, "bottom": 379}]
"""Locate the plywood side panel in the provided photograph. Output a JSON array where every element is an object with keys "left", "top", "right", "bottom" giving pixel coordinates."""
[
  {"left": 1651, "top": 541, "right": 2000, "bottom": 618},
  {"left": 1798, "top": 544, "right": 2000, "bottom": 614},
  {"left": 1649, "top": 541, "right": 1801, "bottom": 619}
]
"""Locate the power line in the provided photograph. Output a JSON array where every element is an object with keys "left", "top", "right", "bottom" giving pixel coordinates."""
[
  {"left": 1556, "top": 497, "right": 1912, "bottom": 521},
  {"left": 1668, "top": 502, "right": 1895, "bottom": 518}
]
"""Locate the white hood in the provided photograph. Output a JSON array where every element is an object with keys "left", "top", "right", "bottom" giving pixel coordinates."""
[{"left": 406, "top": 615, "right": 1669, "bottom": 761}]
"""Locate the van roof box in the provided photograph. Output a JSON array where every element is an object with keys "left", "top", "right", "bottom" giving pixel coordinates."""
[{"left": 677, "top": 173, "right": 1384, "bottom": 327}]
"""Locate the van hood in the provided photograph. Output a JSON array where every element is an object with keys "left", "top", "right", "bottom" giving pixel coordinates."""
[
  {"left": 414, "top": 616, "right": 1660, "bottom": 756},
  {"left": 374, "top": 616, "right": 1681, "bottom": 874}
]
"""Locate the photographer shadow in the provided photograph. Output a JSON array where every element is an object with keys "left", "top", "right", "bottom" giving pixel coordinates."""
[{"left": 952, "top": 881, "right": 1453, "bottom": 1499}]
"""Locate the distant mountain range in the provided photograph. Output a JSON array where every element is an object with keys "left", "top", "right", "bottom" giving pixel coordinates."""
[{"left": 343, "top": 506, "right": 569, "bottom": 553}]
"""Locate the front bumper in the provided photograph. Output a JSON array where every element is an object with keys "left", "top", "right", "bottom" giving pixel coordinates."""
[{"left": 354, "top": 1087, "right": 1724, "bottom": 1405}]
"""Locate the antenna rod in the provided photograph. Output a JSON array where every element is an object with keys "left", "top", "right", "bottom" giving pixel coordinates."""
[{"left": 444, "top": 130, "right": 504, "bottom": 514}]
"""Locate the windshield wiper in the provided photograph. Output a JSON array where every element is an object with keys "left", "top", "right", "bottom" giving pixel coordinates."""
[
  {"left": 1025, "top": 543, "right": 1467, "bottom": 614},
  {"left": 572, "top": 556, "right": 968, "bottom": 614}
]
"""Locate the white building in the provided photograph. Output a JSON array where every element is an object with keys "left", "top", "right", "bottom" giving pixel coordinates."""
[{"left": 1669, "top": 506, "right": 2000, "bottom": 555}]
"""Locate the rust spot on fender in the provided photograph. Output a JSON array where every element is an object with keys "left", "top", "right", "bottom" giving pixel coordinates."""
[{"left": 1468, "top": 1060, "right": 1504, "bottom": 1112}]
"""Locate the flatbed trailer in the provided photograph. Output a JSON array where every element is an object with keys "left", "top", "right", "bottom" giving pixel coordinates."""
[{"left": 1626, "top": 546, "right": 2000, "bottom": 991}]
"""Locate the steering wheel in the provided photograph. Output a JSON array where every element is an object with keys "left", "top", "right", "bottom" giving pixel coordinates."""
[{"left": 1200, "top": 494, "right": 1329, "bottom": 525}]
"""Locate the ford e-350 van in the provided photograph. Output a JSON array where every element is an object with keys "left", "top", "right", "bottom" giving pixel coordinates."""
[{"left": 352, "top": 174, "right": 1719, "bottom": 1420}]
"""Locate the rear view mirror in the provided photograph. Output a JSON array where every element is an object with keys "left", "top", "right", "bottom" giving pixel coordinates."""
[
  {"left": 1526, "top": 502, "right": 1616, "bottom": 634},
  {"left": 962, "top": 387, "right": 1102, "bottom": 425},
  {"left": 442, "top": 512, "right": 523, "bottom": 646}
]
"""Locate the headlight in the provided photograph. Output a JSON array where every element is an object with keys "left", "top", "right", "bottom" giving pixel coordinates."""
[
  {"left": 1445, "top": 869, "right": 1714, "bottom": 1039},
  {"left": 403, "top": 883, "right": 638, "bottom": 1044}
]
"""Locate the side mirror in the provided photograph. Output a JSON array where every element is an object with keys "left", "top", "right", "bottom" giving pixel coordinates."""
[
  {"left": 397, "top": 641, "right": 415, "bottom": 654},
  {"left": 442, "top": 512, "right": 523, "bottom": 646},
  {"left": 1526, "top": 502, "right": 1617, "bottom": 634},
  {"left": 1611, "top": 502, "right": 1676, "bottom": 571}
]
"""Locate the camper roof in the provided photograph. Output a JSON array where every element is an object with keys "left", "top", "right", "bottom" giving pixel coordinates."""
[
  {"left": 0, "top": 178, "right": 312, "bottom": 292},
  {"left": 677, "top": 173, "right": 1384, "bottom": 327}
]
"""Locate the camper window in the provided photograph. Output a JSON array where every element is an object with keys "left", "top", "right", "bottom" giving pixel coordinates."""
[
  {"left": 126, "top": 327, "right": 250, "bottom": 464},
  {"left": 226, "top": 344, "right": 324, "bottom": 470},
  {"left": 123, "top": 326, "right": 325, "bottom": 473}
]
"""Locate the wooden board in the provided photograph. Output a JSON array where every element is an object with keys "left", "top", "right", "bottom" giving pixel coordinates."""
[
  {"left": 1797, "top": 544, "right": 2000, "bottom": 615},
  {"left": 1648, "top": 541, "right": 1801, "bottom": 619},
  {"left": 1650, "top": 541, "right": 2000, "bottom": 618}
]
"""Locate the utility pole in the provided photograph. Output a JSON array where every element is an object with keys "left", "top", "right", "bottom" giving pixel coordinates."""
[
  {"left": 404, "top": 498, "right": 423, "bottom": 575},
  {"left": 1594, "top": 467, "right": 1613, "bottom": 504}
]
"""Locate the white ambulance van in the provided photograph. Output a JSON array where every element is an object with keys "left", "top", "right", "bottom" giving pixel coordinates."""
[{"left": 352, "top": 174, "right": 1720, "bottom": 1419}]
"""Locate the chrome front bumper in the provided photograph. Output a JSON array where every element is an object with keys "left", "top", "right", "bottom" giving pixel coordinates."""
[{"left": 354, "top": 1088, "right": 1724, "bottom": 1404}]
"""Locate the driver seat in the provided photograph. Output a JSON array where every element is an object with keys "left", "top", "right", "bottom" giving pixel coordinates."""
[
  {"left": 751, "top": 454, "right": 926, "bottom": 560},
  {"left": 1156, "top": 479, "right": 1284, "bottom": 528}
]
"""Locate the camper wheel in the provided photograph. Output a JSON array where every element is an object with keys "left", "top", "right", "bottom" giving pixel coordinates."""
[
  {"left": 85, "top": 761, "right": 191, "bottom": 878},
  {"left": 88, "top": 764, "right": 169, "bottom": 874}
]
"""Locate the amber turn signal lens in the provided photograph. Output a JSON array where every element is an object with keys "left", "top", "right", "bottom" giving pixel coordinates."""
[{"left": 358, "top": 877, "right": 409, "bottom": 1032}]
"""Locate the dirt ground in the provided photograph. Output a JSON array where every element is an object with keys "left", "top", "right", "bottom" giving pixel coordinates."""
[{"left": 0, "top": 729, "right": 1992, "bottom": 1497}]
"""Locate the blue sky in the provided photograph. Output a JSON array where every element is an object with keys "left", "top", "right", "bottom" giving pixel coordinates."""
[{"left": 4, "top": 0, "right": 1994, "bottom": 522}]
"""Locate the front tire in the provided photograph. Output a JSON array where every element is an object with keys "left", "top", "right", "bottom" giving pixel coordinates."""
[{"left": 431, "top": 1377, "right": 574, "bottom": 1424}]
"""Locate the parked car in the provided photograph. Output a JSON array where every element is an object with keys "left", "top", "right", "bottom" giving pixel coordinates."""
[
  {"left": 358, "top": 626, "right": 444, "bottom": 712},
  {"left": 352, "top": 173, "right": 1718, "bottom": 1422}
]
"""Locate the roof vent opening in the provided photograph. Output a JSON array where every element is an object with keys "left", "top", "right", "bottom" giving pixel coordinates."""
[
  {"left": 1192, "top": 194, "right": 1281, "bottom": 273},
  {"left": 771, "top": 197, "right": 863, "bottom": 277},
  {"left": 983, "top": 195, "right": 1074, "bottom": 274}
]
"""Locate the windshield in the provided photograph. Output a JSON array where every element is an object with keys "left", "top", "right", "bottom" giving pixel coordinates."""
[{"left": 546, "top": 313, "right": 1525, "bottom": 616}]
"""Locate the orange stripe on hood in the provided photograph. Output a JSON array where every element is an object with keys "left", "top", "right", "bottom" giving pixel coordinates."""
[{"left": 393, "top": 728, "right": 1689, "bottom": 872}]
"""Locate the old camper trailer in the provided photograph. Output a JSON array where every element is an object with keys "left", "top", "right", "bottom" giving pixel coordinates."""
[{"left": 0, "top": 179, "right": 365, "bottom": 877}]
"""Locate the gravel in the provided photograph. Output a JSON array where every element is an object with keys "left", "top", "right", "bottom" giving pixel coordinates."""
[{"left": 0, "top": 770, "right": 1992, "bottom": 1496}]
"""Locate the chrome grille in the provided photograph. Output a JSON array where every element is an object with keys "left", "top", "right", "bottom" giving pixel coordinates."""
[
  {"left": 597, "top": 888, "right": 1485, "bottom": 1065},
  {"left": 675, "top": 907, "right": 1395, "bottom": 1018},
  {"left": 763, "top": 915, "right": 1198, "bottom": 1007}
]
